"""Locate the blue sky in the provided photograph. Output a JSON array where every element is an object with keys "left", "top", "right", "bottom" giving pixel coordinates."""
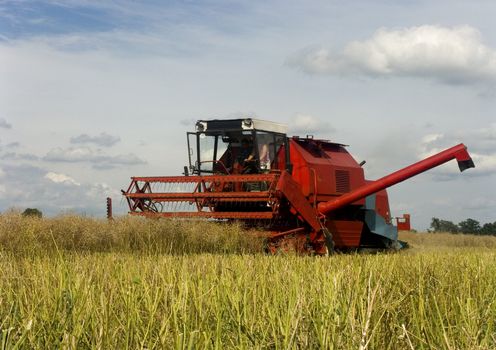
[
  {"left": 1, "top": 0, "right": 495, "bottom": 229},
  {"left": 1, "top": 2, "right": 115, "bottom": 36},
  {"left": 0, "top": 1, "right": 270, "bottom": 40}
]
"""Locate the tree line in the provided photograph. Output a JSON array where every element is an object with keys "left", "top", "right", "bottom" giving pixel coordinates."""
[{"left": 430, "top": 217, "right": 496, "bottom": 235}]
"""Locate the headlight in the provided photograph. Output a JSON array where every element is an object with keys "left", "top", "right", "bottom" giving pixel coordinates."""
[
  {"left": 195, "top": 122, "right": 206, "bottom": 132},
  {"left": 242, "top": 119, "right": 253, "bottom": 129}
]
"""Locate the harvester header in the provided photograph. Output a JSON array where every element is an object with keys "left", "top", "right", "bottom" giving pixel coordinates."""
[{"left": 123, "top": 118, "right": 474, "bottom": 254}]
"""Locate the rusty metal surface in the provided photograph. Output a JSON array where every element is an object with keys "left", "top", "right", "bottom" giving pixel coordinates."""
[
  {"left": 124, "top": 173, "right": 281, "bottom": 220},
  {"left": 131, "top": 174, "right": 279, "bottom": 183},
  {"left": 130, "top": 211, "right": 275, "bottom": 219},
  {"left": 106, "top": 197, "right": 112, "bottom": 220},
  {"left": 125, "top": 191, "right": 271, "bottom": 199}
]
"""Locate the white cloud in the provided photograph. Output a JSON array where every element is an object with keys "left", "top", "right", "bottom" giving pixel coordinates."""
[
  {"left": 86, "top": 182, "right": 119, "bottom": 199},
  {"left": 289, "top": 25, "right": 496, "bottom": 85},
  {"left": 45, "top": 172, "right": 80, "bottom": 186},
  {"left": 0, "top": 164, "right": 123, "bottom": 216},
  {"left": 471, "top": 152, "right": 496, "bottom": 174},
  {"left": 421, "top": 133, "right": 444, "bottom": 145},
  {"left": 0, "top": 118, "right": 12, "bottom": 129},
  {"left": 288, "top": 114, "right": 334, "bottom": 136},
  {"left": 0, "top": 152, "right": 39, "bottom": 161},
  {"left": 457, "top": 123, "right": 496, "bottom": 153},
  {"left": 418, "top": 128, "right": 496, "bottom": 180},
  {"left": 70, "top": 132, "right": 120, "bottom": 147},
  {"left": 43, "top": 147, "right": 146, "bottom": 168}
]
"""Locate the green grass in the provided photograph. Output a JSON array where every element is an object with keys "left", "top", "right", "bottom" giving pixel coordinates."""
[{"left": 1, "top": 214, "right": 496, "bottom": 349}]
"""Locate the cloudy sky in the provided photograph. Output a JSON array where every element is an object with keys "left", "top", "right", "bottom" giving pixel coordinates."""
[{"left": 1, "top": 0, "right": 495, "bottom": 229}]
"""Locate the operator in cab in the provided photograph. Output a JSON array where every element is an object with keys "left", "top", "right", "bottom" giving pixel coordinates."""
[{"left": 233, "top": 138, "right": 257, "bottom": 174}]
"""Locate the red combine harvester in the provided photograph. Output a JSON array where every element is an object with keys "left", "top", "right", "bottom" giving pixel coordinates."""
[{"left": 123, "top": 118, "right": 474, "bottom": 254}]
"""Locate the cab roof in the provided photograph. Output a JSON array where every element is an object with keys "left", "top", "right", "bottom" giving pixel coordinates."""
[{"left": 195, "top": 118, "right": 287, "bottom": 134}]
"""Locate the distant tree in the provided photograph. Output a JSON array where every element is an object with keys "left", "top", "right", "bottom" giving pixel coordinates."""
[
  {"left": 430, "top": 217, "right": 442, "bottom": 232},
  {"left": 430, "top": 217, "right": 459, "bottom": 233},
  {"left": 480, "top": 222, "right": 496, "bottom": 236},
  {"left": 431, "top": 217, "right": 496, "bottom": 236},
  {"left": 22, "top": 208, "right": 42, "bottom": 218},
  {"left": 458, "top": 218, "right": 481, "bottom": 234}
]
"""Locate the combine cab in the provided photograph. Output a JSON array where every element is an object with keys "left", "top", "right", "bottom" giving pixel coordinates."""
[{"left": 123, "top": 118, "right": 474, "bottom": 254}]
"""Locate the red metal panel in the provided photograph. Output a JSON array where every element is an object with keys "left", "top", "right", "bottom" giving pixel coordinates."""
[
  {"left": 396, "top": 214, "right": 411, "bottom": 231},
  {"left": 275, "top": 171, "right": 322, "bottom": 233},
  {"left": 373, "top": 186, "right": 392, "bottom": 223},
  {"left": 288, "top": 138, "right": 366, "bottom": 199},
  {"left": 326, "top": 220, "right": 363, "bottom": 248}
]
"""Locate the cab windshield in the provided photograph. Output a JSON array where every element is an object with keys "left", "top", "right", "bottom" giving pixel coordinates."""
[{"left": 187, "top": 130, "right": 287, "bottom": 175}]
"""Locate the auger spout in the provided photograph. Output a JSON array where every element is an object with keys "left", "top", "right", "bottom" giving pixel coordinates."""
[{"left": 317, "top": 143, "right": 474, "bottom": 215}]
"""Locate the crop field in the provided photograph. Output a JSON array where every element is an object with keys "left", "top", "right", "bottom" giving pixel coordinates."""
[{"left": 1, "top": 214, "right": 496, "bottom": 349}]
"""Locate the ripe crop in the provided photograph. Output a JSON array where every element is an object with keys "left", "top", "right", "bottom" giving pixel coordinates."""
[{"left": 1, "top": 213, "right": 495, "bottom": 349}]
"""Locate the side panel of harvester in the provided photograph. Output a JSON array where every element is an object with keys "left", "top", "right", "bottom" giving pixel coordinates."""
[
  {"left": 288, "top": 138, "right": 366, "bottom": 201},
  {"left": 287, "top": 137, "right": 371, "bottom": 248}
]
